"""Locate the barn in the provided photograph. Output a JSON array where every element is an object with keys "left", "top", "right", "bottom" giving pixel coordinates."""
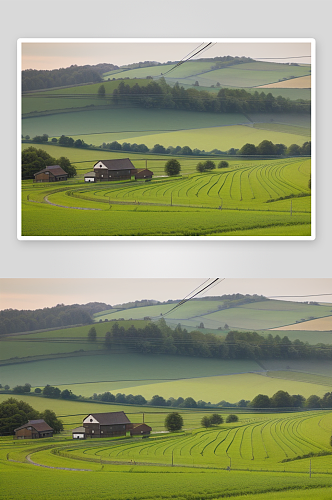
[
  {"left": 135, "top": 168, "right": 153, "bottom": 180},
  {"left": 33, "top": 165, "right": 68, "bottom": 182},
  {"left": 129, "top": 423, "right": 152, "bottom": 437},
  {"left": 14, "top": 419, "right": 54, "bottom": 439},
  {"left": 83, "top": 411, "right": 132, "bottom": 438},
  {"left": 93, "top": 158, "right": 136, "bottom": 181}
]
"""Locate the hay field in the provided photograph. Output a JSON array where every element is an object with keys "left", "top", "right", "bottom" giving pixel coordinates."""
[{"left": 257, "top": 75, "right": 311, "bottom": 89}]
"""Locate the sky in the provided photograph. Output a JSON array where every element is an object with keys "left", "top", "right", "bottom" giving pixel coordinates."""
[
  {"left": 21, "top": 40, "right": 312, "bottom": 71},
  {"left": 0, "top": 279, "right": 331, "bottom": 311}
]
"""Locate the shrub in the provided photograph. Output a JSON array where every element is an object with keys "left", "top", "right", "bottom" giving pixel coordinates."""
[
  {"left": 165, "top": 412, "right": 183, "bottom": 431},
  {"left": 226, "top": 414, "right": 239, "bottom": 423}
]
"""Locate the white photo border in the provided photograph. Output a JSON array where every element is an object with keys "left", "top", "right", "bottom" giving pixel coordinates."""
[{"left": 17, "top": 38, "right": 316, "bottom": 241}]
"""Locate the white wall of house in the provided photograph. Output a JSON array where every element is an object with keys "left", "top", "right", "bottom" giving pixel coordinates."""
[
  {"left": 84, "top": 178, "right": 95, "bottom": 182},
  {"left": 83, "top": 415, "right": 99, "bottom": 424},
  {"left": 72, "top": 433, "right": 85, "bottom": 439},
  {"left": 94, "top": 162, "right": 107, "bottom": 169}
]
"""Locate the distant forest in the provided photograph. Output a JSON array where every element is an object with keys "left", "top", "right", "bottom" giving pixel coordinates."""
[
  {"left": 112, "top": 79, "right": 310, "bottom": 114},
  {"left": 0, "top": 303, "right": 112, "bottom": 336},
  {"left": 103, "top": 320, "right": 332, "bottom": 362},
  {"left": 22, "top": 63, "right": 118, "bottom": 92}
]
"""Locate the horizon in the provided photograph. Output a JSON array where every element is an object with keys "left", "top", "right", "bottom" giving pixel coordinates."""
[
  {"left": 21, "top": 40, "right": 312, "bottom": 71},
  {"left": 1, "top": 279, "right": 331, "bottom": 311}
]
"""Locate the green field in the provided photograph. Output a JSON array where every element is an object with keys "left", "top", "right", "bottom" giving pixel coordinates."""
[
  {"left": 101, "top": 60, "right": 311, "bottom": 90},
  {"left": 21, "top": 149, "right": 311, "bottom": 237},
  {"left": 93, "top": 298, "right": 329, "bottom": 331},
  {"left": 1, "top": 401, "right": 332, "bottom": 500}
]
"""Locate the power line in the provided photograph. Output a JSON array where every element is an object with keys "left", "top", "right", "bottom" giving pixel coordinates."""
[
  {"left": 163, "top": 278, "right": 223, "bottom": 317},
  {"left": 267, "top": 293, "right": 332, "bottom": 299},
  {"left": 156, "top": 42, "right": 215, "bottom": 77}
]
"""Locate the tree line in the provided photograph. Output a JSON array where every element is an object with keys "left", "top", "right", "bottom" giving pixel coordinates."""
[
  {"left": 0, "top": 303, "right": 93, "bottom": 336},
  {"left": 112, "top": 78, "right": 310, "bottom": 114},
  {"left": 24, "top": 133, "right": 311, "bottom": 159},
  {"left": 22, "top": 63, "right": 118, "bottom": 92},
  {"left": 3, "top": 382, "right": 330, "bottom": 413},
  {"left": 90, "top": 319, "right": 332, "bottom": 362}
]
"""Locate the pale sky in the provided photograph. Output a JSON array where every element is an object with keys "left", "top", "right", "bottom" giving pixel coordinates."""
[
  {"left": 21, "top": 40, "right": 312, "bottom": 71},
  {"left": 0, "top": 279, "right": 331, "bottom": 311}
]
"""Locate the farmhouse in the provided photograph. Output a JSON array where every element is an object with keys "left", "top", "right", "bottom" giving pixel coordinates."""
[
  {"left": 93, "top": 158, "right": 137, "bottom": 181},
  {"left": 83, "top": 411, "right": 132, "bottom": 438},
  {"left": 135, "top": 168, "right": 153, "bottom": 180},
  {"left": 14, "top": 419, "right": 54, "bottom": 439},
  {"left": 77, "top": 411, "right": 152, "bottom": 439},
  {"left": 34, "top": 165, "right": 68, "bottom": 182}
]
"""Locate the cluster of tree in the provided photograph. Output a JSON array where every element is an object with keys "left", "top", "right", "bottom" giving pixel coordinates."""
[
  {"left": 250, "top": 390, "right": 332, "bottom": 409},
  {"left": 99, "top": 319, "right": 332, "bottom": 362},
  {"left": 0, "top": 303, "right": 93, "bottom": 336},
  {"left": 42, "top": 385, "right": 78, "bottom": 400},
  {"left": 239, "top": 140, "right": 311, "bottom": 157},
  {"left": 0, "top": 398, "right": 63, "bottom": 435},
  {"left": 22, "top": 63, "right": 118, "bottom": 92},
  {"left": 21, "top": 147, "right": 77, "bottom": 180},
  {"left": 201, "top": 413, "right": 239, "bottom": 427},
  {"left": 112, "top": 79, "right": 310, "bottom": 115},
  {"left": 196, "top": 160, "right": 229, "bottom": 172}
]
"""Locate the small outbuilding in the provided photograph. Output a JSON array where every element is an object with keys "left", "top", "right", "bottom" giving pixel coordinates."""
[
  {"left": 84, "top": 171, "right": 96, "bottom": 183},
  {"left": 129, "top": 423, "right": 152, "bottom": 437},
  {"left": 14, "top": 419, "right": 54, "bottom": 439},
  {"left": 135, "top": 168, "right": 153, "bottom": 180},
  {"left": 34, "top": 165, "right": 68, "bottom": 182},
  {"left": 72, "top": 426, "right": 86, "bottom": 439}
]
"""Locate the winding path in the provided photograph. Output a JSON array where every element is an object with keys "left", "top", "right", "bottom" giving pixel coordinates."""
[{"left": 26, "top": 453, "right": 91, "bottom": 471}]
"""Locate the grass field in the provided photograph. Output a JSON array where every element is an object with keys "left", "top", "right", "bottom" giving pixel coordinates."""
[
  {"left": 100, "top": 60, "right": 311, "bottom": 90},
  {"left": 92, "top": 298, "right": 329, "bottom": 331},
  {"left": 1, "top": 403, "right": 332, "bottom": 500},
  {"left": 22, "top": 106, "right": 310, "bottom": 153},
  {"left": 21, "top": 151, "right": 311, "bottom": 237}
]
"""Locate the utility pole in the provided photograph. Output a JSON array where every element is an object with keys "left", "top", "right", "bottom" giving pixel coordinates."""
[
  {"left": 142, "top": 412, "right": 144, "bottom": 423},
  {"left": 171, "top": 192, "right": 172, "bottom": 206},
  {"left": 290, "top": 200, "right": 292, "bottom": 216},
  {"left": 171, "top": 450, "right": 174, "bottom": 467},
  {"left": 309, "top": 459, "right": 311, "bottom": 478}
]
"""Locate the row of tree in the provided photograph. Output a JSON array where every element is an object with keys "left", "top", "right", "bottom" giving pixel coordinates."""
[
  {"left": 6, "top": 382, "right": 331, "bottom": 412},
  {"left": 89, "top": 320, "right": 332, "bottom": 362},
  {"left": 112, "top": 79, "right": 310, "bottom": 114},
  {"left": 250, "top": 390, "right": 332, "bottom": 409},
  {"left": 0, "top": 398, "right": 63, "bottom": 435},
  {"left": 24, "top": 133, "right": 311, "bottom": 159},
  {"left": 239, "top": 140, "right": 311, "bottom": 156},
  {"left": 0, "top": 303, "right": 93, "bottom": 337}
]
